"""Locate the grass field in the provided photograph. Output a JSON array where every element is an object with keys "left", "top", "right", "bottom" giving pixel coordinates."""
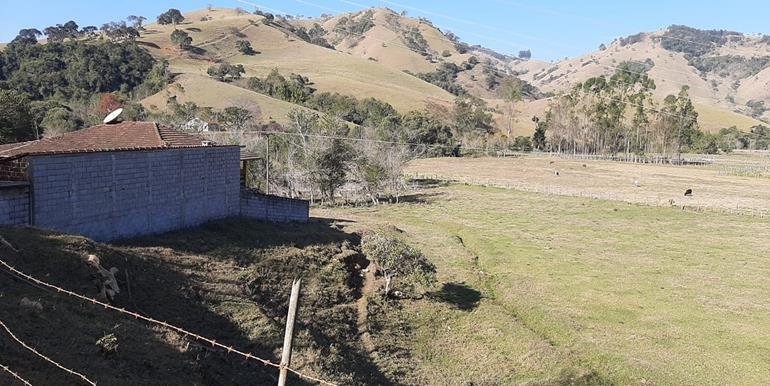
[
  {"left": 406, "top": 156, "right": 770, "bottom": 214},
  {"left": 317, "top": 182, "right": 770, "bottom": 385}
]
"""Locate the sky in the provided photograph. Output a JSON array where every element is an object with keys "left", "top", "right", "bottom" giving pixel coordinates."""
[{"left": 1, "top": 0, "right": 769, "bottom": 61}]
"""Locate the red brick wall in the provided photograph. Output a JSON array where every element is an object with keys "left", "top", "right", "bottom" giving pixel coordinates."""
[{"left": 0, "top": 158, "right": 29, "bottom": 181}]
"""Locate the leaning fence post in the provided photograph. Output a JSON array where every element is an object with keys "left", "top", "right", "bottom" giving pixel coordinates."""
[{"left": 278, "top": 278, "right": 302, "bottom": 386}]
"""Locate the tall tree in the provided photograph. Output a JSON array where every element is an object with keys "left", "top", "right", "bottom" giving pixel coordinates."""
[
  {"left": 157, "top": 9, "right": 185, "bottom": 27},
  {"left": 170, "top": 29, "right": 192, "bottom": 50},
  {"left": 498, "top": 76, "right": 524, "bottom": 137},
  {"left": 127, "top": 15, "right": 147, "bottom": 30},
  {"left": 0, "top": 90, "right": 35, "bottom": 144},
  {"left": 10, "top": 29, "right": 42, "bottom": 45}
]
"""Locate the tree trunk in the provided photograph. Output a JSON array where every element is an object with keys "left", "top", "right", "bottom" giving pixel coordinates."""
[{"left": 384, "top": 274, "right": 392, "bottom": 296}]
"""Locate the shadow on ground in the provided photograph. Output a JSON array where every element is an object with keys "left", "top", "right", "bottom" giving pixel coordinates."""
[
  {"left": 0, "top": 218, "right": 393, "bottom": 385},
  {"left": 429, "top": 282, "right": 482, "bottom": 311}
]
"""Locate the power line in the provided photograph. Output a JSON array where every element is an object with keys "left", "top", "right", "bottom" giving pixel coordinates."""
[
  {"left": 0, "top": 362, "right": 32, "bottom": 386},
  {"left": 0, "top": 258, "right": 338, "bottom": 386},
  {"left": 0, "top": 319, "right": 96, "bottom": 385}
]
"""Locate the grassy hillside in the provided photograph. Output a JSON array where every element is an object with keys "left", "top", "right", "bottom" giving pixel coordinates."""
[
  {"left": 141, "top": 73, "right": 316, "bottom": 126},
  {"left": 0, "top": 219, "right": 384, "bottom": 385},
  {"left": 133, "top": 8, "right": 766, "bottom": 135},
  {"left": 511, "top": 28, "right": 769, "bottom": 130},
  {"left": 137, "top": 8, "right": 456, "bottom": 121}
]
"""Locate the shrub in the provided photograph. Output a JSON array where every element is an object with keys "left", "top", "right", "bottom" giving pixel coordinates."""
[
  {"left": 236, "top": 40, "right": 255, "bottom": 55},
  {"left": 170, "top": 29, "right": 192, "bottom": 50},
  {"left": 206, "top": 63, "right": 245, "bottom": 81},
  {"left": 361, "top": 232, "right": 436, "bottom": 297}
]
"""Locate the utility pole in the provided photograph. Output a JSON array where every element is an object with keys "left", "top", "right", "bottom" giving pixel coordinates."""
[{"left": 277, "top": 278, "right": 301, "bottom": 386}]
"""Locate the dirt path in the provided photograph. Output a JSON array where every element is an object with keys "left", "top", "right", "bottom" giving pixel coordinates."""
[{"left": 356, "top": 267, "right": 377, "bottom": 355}]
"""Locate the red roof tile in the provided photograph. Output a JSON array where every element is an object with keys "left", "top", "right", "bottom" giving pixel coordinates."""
[{"left": 0, "top": 122, "right": 228, "bottom": 159}]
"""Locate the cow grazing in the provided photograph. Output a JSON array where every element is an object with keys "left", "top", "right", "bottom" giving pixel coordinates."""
[{"left": 684, "top": 189, "right": 693, "bottom": 197}]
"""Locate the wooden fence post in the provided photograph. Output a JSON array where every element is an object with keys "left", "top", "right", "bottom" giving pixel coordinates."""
[{"left": 278, "top": 278, "right": 301, "bottom": 386}]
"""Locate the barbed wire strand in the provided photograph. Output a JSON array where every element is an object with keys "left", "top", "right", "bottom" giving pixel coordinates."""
[
  {"left": 0, "top": 362, "right": 32, "bottom": 386},
  {"left": 0, "top": 320, "right": 95, "bottom": 386},
  {"left": 0, "top": 259, "right": 338, "bottom": 386}
]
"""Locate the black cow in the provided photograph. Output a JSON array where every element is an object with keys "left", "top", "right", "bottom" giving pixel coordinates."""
[{"left": 684, "top": 189, "right": 693, "bottom": 197}]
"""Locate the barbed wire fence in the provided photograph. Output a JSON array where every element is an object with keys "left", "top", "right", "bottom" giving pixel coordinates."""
[
  {"left": 0, "top": 319, "right": 96, "bottom": 385},
  {"left": 0, "top": 362, "right": 33, "bottom": 386},
  {"left": 0, "top": 258, "right": 338, "bottom": 386}
]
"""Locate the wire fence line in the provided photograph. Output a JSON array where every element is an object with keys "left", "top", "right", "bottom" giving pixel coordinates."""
[
  {"left": 0, "top": 258, "right": 338, "bottom": 386},
  {"left": 0, "top": 362, "right": 33, "bottom": 386},
  {"left": 0, "top": 320, "right": 96, "bottom": 385}
]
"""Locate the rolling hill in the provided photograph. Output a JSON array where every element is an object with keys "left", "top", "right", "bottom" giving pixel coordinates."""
[{"left": 135, "top": 7, "right": 769, "bottom": 135}]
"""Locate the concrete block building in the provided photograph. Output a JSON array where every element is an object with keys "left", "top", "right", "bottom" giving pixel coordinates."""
[{"left": 0, "top": 121, "right": 308, "bottom": 241}]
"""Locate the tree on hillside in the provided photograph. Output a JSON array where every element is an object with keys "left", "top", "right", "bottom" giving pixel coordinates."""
[
  {"left": 157, "top": 9, "right": 185, "bottom": 27},
  {"left": 44, "top": 21, "right": 80, "bottom": 42},
  {"left": 10, "top": 29, "right": 42, "bottom": 45},
  {"left": 80, "top": 26, "right": 99, "bottom": 40},
  {"left": 206, "top": 63, "right": 245, "bottom": 81},
  {"left": 518, "top": 49, "right": 532, "bottom": 59},
  {"left": 361, "top": 232, "right": 437, "bottom": 297},
  {"left": 170, "top": 29, "right": 192, "bottom": 50},
  {"left": 452, "top": 95, "right": 493, "bottom": 137},
  {"left": 40, "top": 107, "right": 81, "bottom": 137},
  {"left": 1, "top": 40, "right": 155, "bottom": 101},
  {"left": 127, "top": 15, "right": 147, "bottom": 30},
  {"left": 218, "top": 106, "right": 253, "bottom": 131},
  {"left": 0, "top": 90, "right": 35, "bottom": 144},
  {"left": 236, "top": 40, "right": 256, "bottom": 55},
  {"left": 101, "top": 21, "right": 139, "bottom": 42}
]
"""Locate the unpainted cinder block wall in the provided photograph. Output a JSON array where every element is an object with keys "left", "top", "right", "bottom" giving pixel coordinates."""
[
  {"left": 240, "top": 191, "right": 309, "bottom": 222},
  {"left": 0, "top": 185, "right": 30, "bottom": 225},
  {"left": 28, "top": 147, "right": 241, "bottom": 241}
]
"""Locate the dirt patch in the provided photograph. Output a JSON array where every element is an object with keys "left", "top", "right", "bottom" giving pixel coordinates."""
[{"left": 356, "top": 266, "right": 378, "bottom": 355}]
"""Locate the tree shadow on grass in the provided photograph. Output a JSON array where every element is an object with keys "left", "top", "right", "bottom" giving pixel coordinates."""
[{"left": 428, "top": 282, "right": 482, "bottom": 311}]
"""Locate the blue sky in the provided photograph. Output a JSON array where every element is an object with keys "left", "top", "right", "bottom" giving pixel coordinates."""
[{"left": 2, "top": 0, "right": 769, "bottom": 61}]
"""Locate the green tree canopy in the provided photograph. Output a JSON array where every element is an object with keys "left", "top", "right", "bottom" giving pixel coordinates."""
[
  {"left": 0, "top": 90, "right": 35, "bottom": 144},
  {"left": 170, "top": 29, "right": 192, "bottom": 50},
  {"left": 157, "top": 9, "right": 185, "bottom": 26}
]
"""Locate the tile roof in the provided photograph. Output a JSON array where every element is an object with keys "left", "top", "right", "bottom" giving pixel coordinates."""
[{"left": 0, "top": 122, "right": 228, "bottom": 159}]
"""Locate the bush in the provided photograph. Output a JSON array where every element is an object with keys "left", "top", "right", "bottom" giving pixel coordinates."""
[
  {"left": 170, "top": 29, "right": 192, "bottom": 50},
  {"left": 361, "top": 232, "right": 436, "bottom": 297},
  {"left": 206, "top": 63, "right": 245, "bottom": 81},
  {"left": 619, "top": 32, "right": 645, "bottom": 46},
  {"left": 660, "top": 25, "right": 739, "bottom": 57},
  {"left": 236, "top": 40, "right": 255, "bottom": 55}
]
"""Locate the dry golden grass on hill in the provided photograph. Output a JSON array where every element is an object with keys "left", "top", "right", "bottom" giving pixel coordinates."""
[{"left": 137, "top": 8, "right": 457, "bottom": 122}]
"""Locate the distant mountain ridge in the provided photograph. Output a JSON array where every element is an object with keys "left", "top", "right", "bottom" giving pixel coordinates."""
[{"left": 133, "top": 7, "right": 767, "bottom": 134}]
